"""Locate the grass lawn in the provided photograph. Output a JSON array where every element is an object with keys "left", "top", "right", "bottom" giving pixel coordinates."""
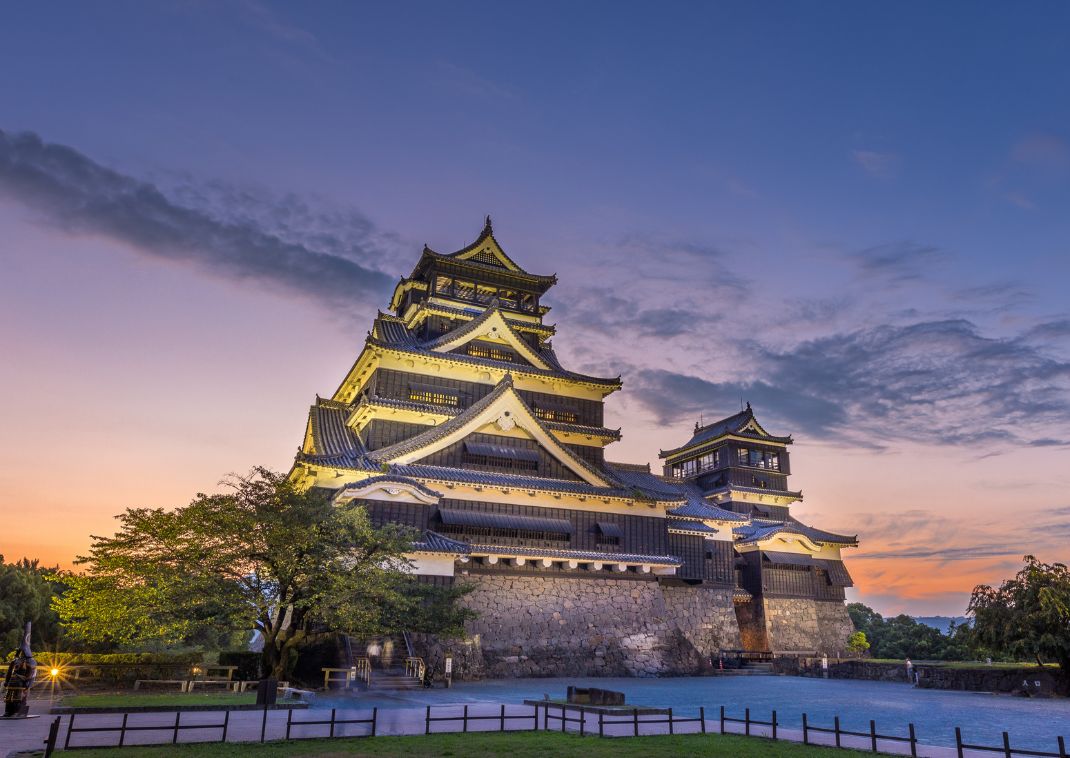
[
  {"left": 44, "top": 731, "right": 871, "bottom": 757},
  {"left": 63, "top": 692, "right": 258, "bottom": 708}
]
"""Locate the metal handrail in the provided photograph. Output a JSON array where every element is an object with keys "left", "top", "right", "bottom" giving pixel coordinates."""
[
  {"left": 405, "top": 657, "right": 426, "bottom": 682},
  {"left": 351, "top": 657, "right": 371, "bottom": 687}
]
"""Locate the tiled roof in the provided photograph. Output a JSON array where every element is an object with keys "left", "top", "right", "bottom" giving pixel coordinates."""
[
  {"left": 336, "top": 476, "right": 443, "bottom": 499},
  {"left": 667, "top": 520, "right": 720, "bottom": 535},
  {"left": 660, "top": 405, "right": 792, "bottom": 458},
  {"left": 467, "top": 543, "right": 682, "bottom": 566},
  {"left": 704, "top": 484, "right": 804, "bottom": 501},
  {"left": 733, "top": 518, "right": 857, "bottom": 546},
  {"left": 667, "top": 499, "right": 748, "bottom": 522},
  {"left": 412, "top": 530, "right": 471, "bottom": 555},
  {"left": 308, "top": 400, "right": 364, "bottom": 457}
]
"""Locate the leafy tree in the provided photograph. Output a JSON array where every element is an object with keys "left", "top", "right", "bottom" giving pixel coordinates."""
[
  {"left": 846, "top": 630, "right": 870, "bottom": 656},
  {"left": 0, "top": 556, "right": 66, "bottom": 655},
  {"left": 53, "top": 468, "right": 474, "bottom": 679},
  {"left": 847, "top": 602, "right": 971, "bottom": 661},
  {"left": 969, "top": 555, "right": 1070, "bottom": 689}
]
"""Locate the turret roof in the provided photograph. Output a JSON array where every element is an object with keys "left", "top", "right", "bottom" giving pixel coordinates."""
[
  {"left": 660, "top": 404, "right": 793, "bottom": 459},
  {"left": 733, "top": 517, "right": 858, "bottom": 547},
  {"left": 412, "top": 218, "right": 557, "bottom": 287}
]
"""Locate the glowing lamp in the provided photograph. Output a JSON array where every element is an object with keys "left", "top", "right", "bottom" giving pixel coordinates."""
[{"left": 50, "top": 668, "right": 60, "bottom": 677}]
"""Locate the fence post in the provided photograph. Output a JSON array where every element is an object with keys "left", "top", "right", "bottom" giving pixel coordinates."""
[
  {"left": 700, "top": 706, "right": 706, "bottom": 735},
  {"left": 64, "top": 713, "right": 75, "bottom": 751},
  {"left": 668, "top": 707, "right": 673, "bottom": 735},
  {"left": 908, "top": 723, "right": 916, "bottom": 758},
  {"left": 955, "top": 726, "right": 964, "bottom": 758},
  {"left": 834, "top": 715, "right": 841, "bottom": 748},
  {"left": 43, "top": 716, "right": 61, "bottom": 758},
  {"left": 1003, "top": 731, "right": 1012, "bottom": 758},
  {"left": 425, "top": 705, "right": 431, "bottom": 735},
  {"left": 772, "top": 710, "right": 777, "bottom": 741},
  {"left": 720, "top": 705, "right": 725, "bottom": 734},
  {"left": 119, "top": 713, "right": 129, "bottom": 747},
  {"left": 500, "top": 703, "right": 505, "bottom": 732},
  {"left": 222, "top": 710, "right": 230, "bottom": 744},
  {"left": 286, "top": 708, "right": 293, "bottom": 740},
  {"left": 464, "top": 704, "right": 469, "bottom": 734},
  {"left": 633, "top": 707, "right": 639, "bottom": 737},
  {"left": 599, "top": 710, "right": 604, "bottom": 738},
  {"left": 803, "top": 713, "right": 809, "bottom": 745},
  {"left": 560, "top": 705, "right": 566, "bottom": 734},
  {"left": 260, "top": 704, "right": 268, "bottom": 743},
  {"left": 580, "top": 706, "right": 585, "bottom": 737},
  {"left": 330, "top": 708, "right": 336, "bottom": 739},
  {"left": 533, "top": 704, "right": 538, "bottom": 731},
  {"left": 1058, "top": 735, "right": 1066, "bottom": 758},
  {"left": 372, "top": 707, "right": 378, "bottom": 737},
  {"left": 870, "top": 719, "right": 877, "bottom": 752},
  {"left": 544, "top": 703, "right": 549, "bottom": 731},
  {"left": 745, "top": 707, "right": 750, "bottom": 736}
]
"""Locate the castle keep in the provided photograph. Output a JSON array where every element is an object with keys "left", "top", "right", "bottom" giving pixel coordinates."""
[{"left": 289, "top": 220, "right": 857, "bottom": 677}]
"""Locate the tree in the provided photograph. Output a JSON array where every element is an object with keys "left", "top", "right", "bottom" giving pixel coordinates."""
[
  {"left": 846, "top": 630, "right": 870, "bottom": 656},
  {"left": 969, "top": 555, "right": 1070, "bottom": 689},
  {"left": 846, "top": 602, "right": 970, "bottom": 661},
  {"left": 53, "top": 468, "right": 474, "bottom": 679},
  {"left": 0, "top": 557, "right": 66, "bottom": 655}
]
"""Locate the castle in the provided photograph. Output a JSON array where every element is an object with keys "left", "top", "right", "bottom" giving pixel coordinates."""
[{"left": 289, "top": 219, "right": 857, "bottom": 677}]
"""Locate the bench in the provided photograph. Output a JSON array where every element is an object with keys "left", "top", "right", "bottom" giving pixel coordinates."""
[
  {"left": 186, "top": 679, "right": 239, "bottom": 692},
  {"left": 133, "top": 679, "right": 188, "bottom": 692}
]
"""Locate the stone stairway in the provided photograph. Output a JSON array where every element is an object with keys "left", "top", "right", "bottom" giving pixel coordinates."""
[
  {"left": 710, "top": 660, "right": 776, "bottom": 676},
  {"left": 368, "top": 665, "right": 423, "bottom": 691}
]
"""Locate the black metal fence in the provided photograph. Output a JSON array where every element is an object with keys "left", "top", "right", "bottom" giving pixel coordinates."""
[{"left": 56, "top": 701, "right": 1069, "bottom": 757}]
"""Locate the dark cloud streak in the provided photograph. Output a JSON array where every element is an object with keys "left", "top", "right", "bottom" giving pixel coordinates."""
[{"left": 0, "top": 130, "right": 394, "bottom": 316}]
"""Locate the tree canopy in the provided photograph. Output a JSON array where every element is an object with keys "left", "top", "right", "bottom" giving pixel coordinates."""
[
  {"left": 53, "top": 468, "right": 473, "bottom": 678},
  {"left": 847, "top": 602, "right": 971, "bottom": 660},
  {"left": 969, "top": 555, "right": 1070, "bottom": 687},
  {"left": 0, "top": 556, "right": 66, "bottom": 656}
]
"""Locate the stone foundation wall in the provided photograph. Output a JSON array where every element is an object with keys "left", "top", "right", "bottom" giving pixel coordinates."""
[
  {"left": 661, "top": 585, "right": 742, "bottom": 656},
  {"left": 420, "top": 574, "right": 746, "bottom": 679},
  {"left": 413, "top": 576, "right": 855, "bottom": 678},
  {"left": 762, "top": 598, "right": 854, "bottom": 655}
]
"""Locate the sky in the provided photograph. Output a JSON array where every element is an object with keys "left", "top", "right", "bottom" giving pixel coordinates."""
[{"left": 1, "top": 1, "right": 1068, "bottom": 617}]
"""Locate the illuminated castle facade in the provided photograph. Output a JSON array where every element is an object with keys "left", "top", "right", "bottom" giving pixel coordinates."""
[{"left": 290, "top": 220, "right": 857, "bottom": 677}]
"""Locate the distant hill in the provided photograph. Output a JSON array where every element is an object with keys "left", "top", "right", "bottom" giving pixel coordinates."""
[{"left": 913, "top": 616, "right": 969, "bottom": 634}]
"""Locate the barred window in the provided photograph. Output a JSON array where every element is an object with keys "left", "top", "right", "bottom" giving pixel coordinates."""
[
  {"left": 467, "top": 343, "right": 515, "bottom": 362},
  {"left": 534, "top": 407, "right": 579, "bottom": 424},
  {"left": 409, "top": 389, "right": 459, "bottom": 406}
]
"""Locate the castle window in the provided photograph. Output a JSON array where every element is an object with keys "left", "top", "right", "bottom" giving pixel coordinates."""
[
  {"left": 533, "top": 400, "right": 579, "bottom": 424},
  {"left": 433, "top": 275, "right": 453, "bottom": 294},
  {"left": 739, "top": 448, "right": 779, "bottom": 470},
  {"left": 467, "top": 343, "right": 515, "bottom": 362},
  {"left": 519, "top": 292, "right": 536, "bottom": 312},
  {"left": 475, "top": 284, "right": 497, "bottom": 304},
  {"left": 498, "top": 289, "right": 519, "bottom": 309},
  {"left": 595, "top": 521, "right": 623, "bottom": 546},
  {"left": 408, "top": 383, "right": 460, "bottom": 407},
  {"left": 454, "top": 280, "right": 476, "bottom": 300}
]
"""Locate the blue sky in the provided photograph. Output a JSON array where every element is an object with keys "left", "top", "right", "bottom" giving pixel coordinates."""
[{"left": 1, "top": 1, "right": 1068, "bottom": 614}]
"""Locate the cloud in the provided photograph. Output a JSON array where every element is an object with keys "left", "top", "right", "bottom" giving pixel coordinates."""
[
  {"left": 851, "top": 149, "right": 900, "bottom": 178},
  {"left": 626, "top": 319, "right": 1070, "bottom": 448},
  {"left": 0, "top": 130, "right": 395, "bottom": 317},
  {"left": 848, "top": 241, "right": 946, "bottom": 283}
]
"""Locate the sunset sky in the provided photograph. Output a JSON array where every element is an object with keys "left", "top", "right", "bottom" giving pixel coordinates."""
[{"left": 2, "top": 1, "right": 1068, "bottom": 617}]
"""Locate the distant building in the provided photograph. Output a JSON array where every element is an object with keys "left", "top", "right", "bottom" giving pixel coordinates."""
[{"left": 289, "top": 219, "right": 857, "bottom": 677}]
